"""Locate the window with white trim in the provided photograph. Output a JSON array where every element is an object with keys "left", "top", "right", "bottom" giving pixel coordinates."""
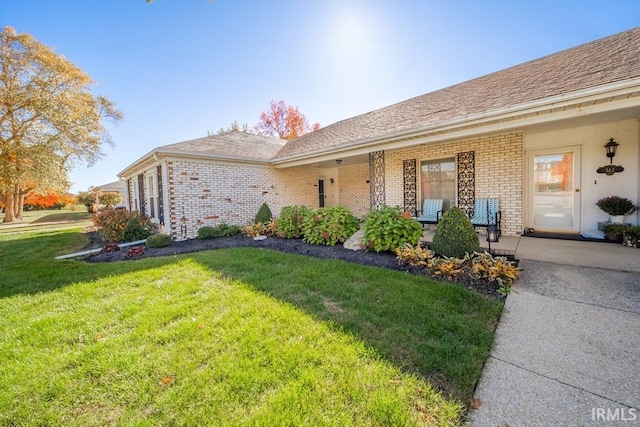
[{"left": 147, "top": 171, "right": 159, "bottom": 221}]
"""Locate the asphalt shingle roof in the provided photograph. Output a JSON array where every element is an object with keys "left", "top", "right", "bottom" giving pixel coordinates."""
[
  {"left": 274, "top": 27, "right": 640, "bottom": 160},
  {"left": 159, "top": 131, "right": 285, "bottom": 162}
]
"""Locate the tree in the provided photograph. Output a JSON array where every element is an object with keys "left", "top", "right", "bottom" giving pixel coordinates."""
[
  {"left": 254, "top": 100, "right": 319, "bottom": 140},
  {"left": 76, "top": 191, "right": 96, "bottom": 213},
  {"left": 100, "top": 192, "right": 122, "bottom": 208},
  {"left": 0, "top": 26, "right": 122, "bottom": 223},
  {"left": 208, "top": 120, "right": 250, "bottom": 136}
]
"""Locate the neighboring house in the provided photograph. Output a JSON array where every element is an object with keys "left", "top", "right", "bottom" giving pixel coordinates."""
[
  {"left": 96, "top": 180, "right": 127, "bottom": 208},
  {"left": 119, "top": 27, "right": 640, "bottom": 240}
]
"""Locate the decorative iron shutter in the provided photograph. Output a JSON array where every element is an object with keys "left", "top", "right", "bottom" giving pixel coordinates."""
[
  {"left": 456, "top": 151, "right": 475, "bottom": 216},
  {"left": 369, "top": 151, "right": 385, "bottom": 210},
  {"left": 403, "top": 159, "right": 417, "bottom": 216}
]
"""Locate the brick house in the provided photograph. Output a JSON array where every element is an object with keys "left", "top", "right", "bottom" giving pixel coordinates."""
[{"left": 119, "top": 27, "right": 640, "bottom": 240}]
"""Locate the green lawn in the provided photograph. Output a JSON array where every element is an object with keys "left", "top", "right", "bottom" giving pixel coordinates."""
[
  {"left": 0, "top": 229, "right": 503, "bottom": 426},
  {"left": 0, "top": 206, "right": 91, "bottom": 234}
]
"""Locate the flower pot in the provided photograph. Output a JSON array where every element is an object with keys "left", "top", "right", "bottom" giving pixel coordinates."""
[{"left": 611, "top": 215, "right": 625, "bottom": 224}]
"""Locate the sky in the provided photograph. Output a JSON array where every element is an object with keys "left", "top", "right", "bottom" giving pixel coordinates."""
[{"left": 2, "top": 1, "right": 640, "bottom": 193}]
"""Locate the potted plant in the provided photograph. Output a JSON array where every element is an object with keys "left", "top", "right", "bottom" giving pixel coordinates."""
[
  {"left": 596, "top": 196, "right": 638, "bottom": 224},
  {"left": 601, "top": 223, "right": 630, "bottom": 243}
]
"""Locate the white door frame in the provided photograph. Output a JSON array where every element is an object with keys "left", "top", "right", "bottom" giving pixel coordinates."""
[{"left": 526, "top": 145, "right": 582, "bottom": 233}]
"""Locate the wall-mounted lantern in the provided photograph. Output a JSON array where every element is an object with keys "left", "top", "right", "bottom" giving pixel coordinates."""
[
  {"left": 604, "top": 138, "right": 619, "bottom": 163},
  {"left": 597, "top": 137, "right": 624, "bottom": 176},
  {"left": 335, "top": 159, "right": 342, "bottom": 165},
  {"left": 330, "top": 178, "right": 334, "bottom": 184},
  {"left": 180, "top": 215, "right": 188, "bottom": 239}
]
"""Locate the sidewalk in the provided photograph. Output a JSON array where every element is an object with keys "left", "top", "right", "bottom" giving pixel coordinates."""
[{"left": 468, "top": 238, "right": 640, "bottom": 426}]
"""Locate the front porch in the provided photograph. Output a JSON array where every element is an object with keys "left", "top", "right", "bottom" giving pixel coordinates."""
[{"left": 345, "top": 227, "right": 640, "bottom": 271}]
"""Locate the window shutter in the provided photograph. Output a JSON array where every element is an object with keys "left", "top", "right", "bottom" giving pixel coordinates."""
[
  {"left": 137, "top": 174, "right": 146, "bottom": 215},
  {"left": 157, "top": 165, "right": 164, "bottom": 225}
]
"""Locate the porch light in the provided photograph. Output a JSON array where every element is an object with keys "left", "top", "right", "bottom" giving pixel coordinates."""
[
  {"left": 604, "top": 138, "right": 619, "bottom": 163},
  {"left": 335, "top": 159, "right": 342, "bottom": 165},
  {"left": 180, "top": 216, "right": 188, "bottom": 239}
]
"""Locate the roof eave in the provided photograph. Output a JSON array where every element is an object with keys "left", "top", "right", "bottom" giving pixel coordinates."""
[
  {"left": 272, "top": 78, "right": 640, "bottom": 167},
  {"left": 118, "top": 148, "right": 273, "bottom": 178}
]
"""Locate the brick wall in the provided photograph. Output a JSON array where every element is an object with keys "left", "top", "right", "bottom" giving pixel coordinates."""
[
  {"left": 166, "top": 159, "right": 318, "bottom": 239},
  {"left": 385, "top": 132, "right": 524, "bottom": 235},
  {"left": 338, "top": 163, "right": 370, "bottom": 218}
]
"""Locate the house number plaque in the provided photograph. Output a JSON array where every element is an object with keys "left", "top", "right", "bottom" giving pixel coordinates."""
[{"left": 596, "top": 164, "right": 624, "bottom": 176}]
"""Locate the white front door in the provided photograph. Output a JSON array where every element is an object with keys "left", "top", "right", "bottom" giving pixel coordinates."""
[{"left": 527, "top": 146, "right": 581, "bottom": 233}]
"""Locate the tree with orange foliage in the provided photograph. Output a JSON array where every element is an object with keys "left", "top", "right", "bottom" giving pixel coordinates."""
[
  {"left": 0, "top": 27, "right": 122, "bottom": 223},
  {"left": 23, "top": 192, "right": 75, "bottom": 210},
  {"left": 254, "top": 100, "right": 320, "bottom": 140}
]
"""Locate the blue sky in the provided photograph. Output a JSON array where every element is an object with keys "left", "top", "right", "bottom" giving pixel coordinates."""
[{"left": 3, "top": 1, "right": 639, "bottom": 193}]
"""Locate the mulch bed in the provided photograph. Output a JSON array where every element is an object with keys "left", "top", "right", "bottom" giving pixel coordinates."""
[{"left": 84, "top": 232, "right": 506, "bottom": 298}]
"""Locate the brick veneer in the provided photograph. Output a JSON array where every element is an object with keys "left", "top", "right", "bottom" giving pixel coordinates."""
[
  {"left": 385, "top": 132, "right": 524, "bottom": 236},
  {"left": 166, "top": 159, "right": 318, "bottom": 239},
  {"left": 338, "top": 163, "right": 370, "bottom": 218}
]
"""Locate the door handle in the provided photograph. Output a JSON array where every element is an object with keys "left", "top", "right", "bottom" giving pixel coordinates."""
[{"left": 575, "top": 188, "right": 580, "bottom": 192}]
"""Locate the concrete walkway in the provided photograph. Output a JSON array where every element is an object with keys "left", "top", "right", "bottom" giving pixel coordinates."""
[{"left": 468, "top": 237, "right": 640, "bottom": 426}]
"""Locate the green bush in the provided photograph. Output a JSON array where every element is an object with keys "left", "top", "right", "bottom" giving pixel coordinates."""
[
  {"left": 361, "top": 205, "right": 424, "bottom": 252},
  {"left": 255, "top": 203, "right": 273, "bottom": 224},
  {"left": 197, "top": 226, "right": 216, "bottom": 240},
  {"left": 431, "top": 206, "right": 480, "bottom": 258},
  {"left": 302, "top": 206, "right": 359, "bottom": 246},
  {"left": 92, "top": 209, "right": 151, "bottom": 243},
  {"left": 275, "top": 205, "right": 311, "bottom": 238},
  {"left": 215, "top": 223, "right": 242, "bottom": 237},
  {"left": 122, "top": 217, "right": 153, "bottom": 243},
  {"left": 146, "top": 233, "right": 172, "bottom": 248},
  {"left": 198, "top": 223, "right": 242, "bottom": 240}
]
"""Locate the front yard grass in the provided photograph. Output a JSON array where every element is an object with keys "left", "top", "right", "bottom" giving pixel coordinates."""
[{"left": 0, "top": 229, "right": 503, "bottom": 426}]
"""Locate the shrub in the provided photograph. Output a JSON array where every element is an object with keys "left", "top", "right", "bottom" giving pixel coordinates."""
[
  {"left": 431, "top": 206, "right": 480, "bottom": 258},
  {"left": 146, "top": 233, "right": 172, "bottom": 248},
  {"left": 470, "top": 251, "right": 521, "bottom": 292},
  {"left": 275, "top": 205, "right": 311, "bottom": 238},
  {"left": 197, "top": 226, "right": 217, "bottom": 240},
  {"left": 623, "top": 225, "right": 640, "bottom": 248},
  {"left": 126, "top": 246, "right": 146, "bottom": 257},
  {"left": 92, "top": 209, "right": 152, "bottom": 243},
  {"left": 216, "top": 223, "right": 242, "bottom": 237},
  {"left": 362, "top": 205, "right": 424, "bottom": 252},
  {"left": 100, "top": 243, "right": 120, "bottom": 253},
  {"left": 429, "top": 256, "right": 465, "bottom": 280},
  {"left": 122, "top": 217, "right": 152, "bottom": 242},
  {"left": 302, "top": 206, "right": 359, "bottom": 246},
  {"left": 198, "top": 223, "right": 242, "bottom": 239},
  {"left": 255, "top": 203, "right": 273, "bottom": 224},
  {"left": 242, "top": 222, "right": 274, "bottom": 237},
  {"left": 395, "top": 243, "right": 435, "bottom": 267}
]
